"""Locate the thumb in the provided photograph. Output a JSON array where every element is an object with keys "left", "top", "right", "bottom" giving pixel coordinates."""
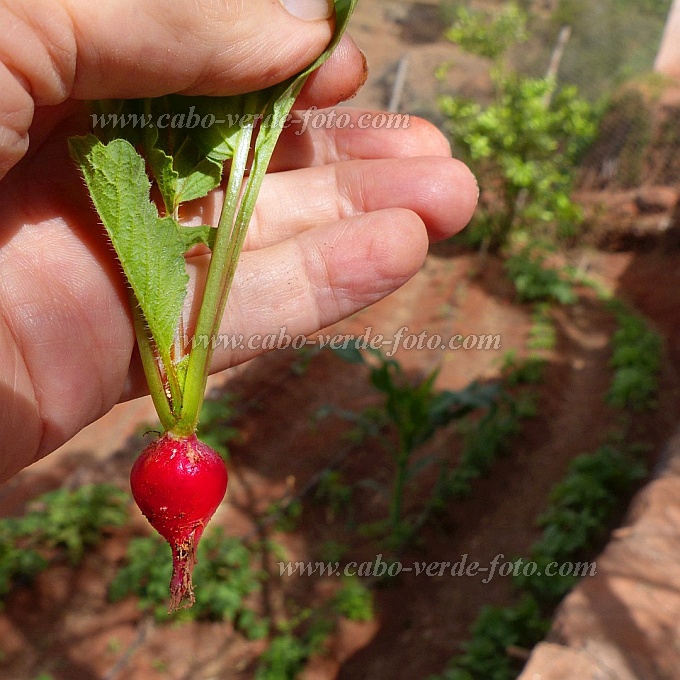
[
  {"left": 0, "top": 0, "right": 335, "bottom": 175},
  {"left": 67, "top": 0, "right": 336, "bottom": 97}
]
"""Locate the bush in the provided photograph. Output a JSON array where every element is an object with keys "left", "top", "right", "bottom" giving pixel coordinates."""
[{"left": 440, "top": 3, "right": 598, "bottom": 251}]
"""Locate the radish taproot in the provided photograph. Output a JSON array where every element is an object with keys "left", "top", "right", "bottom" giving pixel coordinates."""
[{"left": 130, "top": 433, "right": 228, "bottom": 610}]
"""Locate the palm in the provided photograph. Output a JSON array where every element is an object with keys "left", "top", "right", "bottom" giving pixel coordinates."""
[{"left": 0, "top": 100, "right": 477, "bottom": 481}]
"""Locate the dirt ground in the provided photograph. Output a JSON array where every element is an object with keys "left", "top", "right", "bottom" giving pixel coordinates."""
[
  {"left": 2, "top": 2, "right": 680, "bottom": 679},
  {"left": 2, "top": 240, "right": 680, "bottom": 680}
]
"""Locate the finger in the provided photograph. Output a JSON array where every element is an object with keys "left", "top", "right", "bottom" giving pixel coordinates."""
[
  {"left": 178, "top": 115, "right": 464, "bottom": 237},
  {"left": 68, "top": 0, "right": 336, "bottom": 98},
  {"left": 243, "top": 156, "right": 478, "bottom": 249},
  {"left": 295, "top": 34, "right": 368, "bottom": 109},
  {"left": 266, "top": 108, "right": 453, "bottom": 172},
  {"left": 0, "top": 0, "right": 338, "bottom": 177},
  {"left": 209, "top": 207, "right": 431, "bottom": 368}
]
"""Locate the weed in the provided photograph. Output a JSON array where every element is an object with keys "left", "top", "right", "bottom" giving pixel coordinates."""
[
  {"left": 332, "top": 576, "right": 374, "bottom": 622},
  {"left": 504, "top": 248, "right": 577, "bottom": 305},
  {"left": 431, "top": 594, "right": 549, "bottom": 680},
  {"left": 314, "top": 470, "right": 353, "bottom": 522},
  {"left": 527, "top": 303, "right": 557, "bottom": 352},
  {"left": 0, "top": 484, "right": 127, "bottom": 600},
  {"left": 255, "top": 610, "right": 334, "bottom": 680}
]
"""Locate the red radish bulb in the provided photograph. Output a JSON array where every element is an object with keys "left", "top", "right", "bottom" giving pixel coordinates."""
[{"left": 130, "top": 433, "right": 228, "bottom": 611}]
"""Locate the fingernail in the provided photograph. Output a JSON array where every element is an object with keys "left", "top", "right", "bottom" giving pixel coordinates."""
[{"left": 280, "top": 0, "right": 334, "bottom": 20}]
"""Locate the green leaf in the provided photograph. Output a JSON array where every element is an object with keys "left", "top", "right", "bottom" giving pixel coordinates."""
[
  {"left": 143, "top": 112, "right": 225, "bottom": 214},
  {"left": 147, "top": 144, "right": 179, "bottom": 214},
  {"left": 224, "top": 0, "right": 359, "bottom": 171},
  {"left": 168, "top": 94, "right": 248, "bottom": 163},
  {"left": 178, "top": 225, "right": 216, "bottom": 251},
  {"left": 68, "top": 135, "right": 188, "bottom": 360},
  {"left": 331, "top": 345, "right": 366, "bottom": 365},
  {"left": 88, "top": 99, "right": 144, "bottom": 145},
  {"left": 175, "top": 157, "right": 223, "bottom": 205}
]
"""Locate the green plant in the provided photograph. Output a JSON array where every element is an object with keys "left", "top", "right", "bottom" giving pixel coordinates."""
[
  {"left": 334, "top": 347, "right": 498, "bottom": 546},
  {"left": 432, "top": 594, "right": 549, "bottom": 680},
  {"left": 314, "top": 470, "right": 353, "bottom": 521},
  {"left": 504, "top": 247, "right": 577, "bottom": 304},
  {"left": 318, "top": 540, "right": 350, "bottom": 563},
  {"left": 440, "top": 4, "right": 598, "bottom": 251},
  {"left": 0, "top": 484, "right": 127, "bottom": 600},
  {"left": 443, "top": 389, "right": 535, "bottom": 500},
  {"left": 17, "top": 484, "right": 128, "bottom": 563},
  {"left": 499, "top": 350, "right": 546, "bottom": 386},
  {"left": 516, "top": 444, "right": 646, "bottom": 603},
  {"left": 444, "top": 3, "right": 528, "bottom": 61},
  {"left": 264, "top": 498, "right": 304, "bottom": 534},
  {"left": 0, "top": 526, "right": 47, "bottom": 600},
  {"left": 527, "top": 303, "right": 557, "bottom": 351},
  {"left": 605, "top": 301, "right": 662, "bottom": 411},
  {"left": 435, "top": 296, "right": 656, "bottom": 675},
  {"left": 332, "top": 576, "right": 374, "bottom": 622},
  {"left": 109, "top": 528, "right": 267, "bottom": 637},
  {"left": 255, "top": 611, "right": 334, "bottom": 680},
  {"left": 197, "top": 391, "right": 240, "bottom": 459}
]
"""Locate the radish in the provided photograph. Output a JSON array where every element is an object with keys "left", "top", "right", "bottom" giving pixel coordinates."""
[
  {"left": 130, "top": 433, "right": 228, "bottom": 610},
  {"left": 69, "top": 0, "right": 357, "bottom": 610}
]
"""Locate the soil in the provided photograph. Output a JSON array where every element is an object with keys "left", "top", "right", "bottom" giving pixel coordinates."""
[
  {"left": 2, "top": 2, "right": 680, "bottom": 680},
  {"left": 3, "top": 241, "right": 680, "bottom": 680}
]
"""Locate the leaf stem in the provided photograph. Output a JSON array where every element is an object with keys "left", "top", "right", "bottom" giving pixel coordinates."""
[
  {"left": 131, "top": 299, "right": 176, "bottom": 432},
  {"left": 174, "top": 105, "right": 257, "bottom": 435}
]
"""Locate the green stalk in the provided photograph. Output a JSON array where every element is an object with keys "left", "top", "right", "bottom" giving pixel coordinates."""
[
  {"left": 130, "top": 301, "right": 176, "bottom": 432},
  {"left": 173, "top": 107, "right": 257, "bottom": 435},
  {"left": 390, "top": 443, "right": 409, "bottom": 532},
  {"left": 170, "top": 2, "right": 357, "bottom": 435}
]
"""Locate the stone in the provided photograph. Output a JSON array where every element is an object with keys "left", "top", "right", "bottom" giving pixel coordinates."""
[
  {"left": 517, "top": 643, "right": 619, "bottom": 679},
  {"left": 634, "top": 186, "right": 679, "bottom": 213}
]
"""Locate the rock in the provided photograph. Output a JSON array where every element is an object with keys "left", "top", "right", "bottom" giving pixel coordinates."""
[
  {"left": 517, "top": 642, "right": 619, "bottom": 679},
  {"left": 634, "top": 186, "right": 679, "bottom": 213},
  {"left": 518, "top": 426, "right": 680, "bottom": 679}
]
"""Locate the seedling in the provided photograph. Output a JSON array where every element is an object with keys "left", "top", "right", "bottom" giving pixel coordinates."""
[
  {"left": 333, "top": 347, "right": 497, "bottom": 547},
  {"left": 68, "top": 1, "right": 357, "bottom": 609},
  {"left": 0, "top": 484, "right": 127, "bottom": 599},
  {"left": 605, "top": 300, "right": 662, "bottom": 411}
]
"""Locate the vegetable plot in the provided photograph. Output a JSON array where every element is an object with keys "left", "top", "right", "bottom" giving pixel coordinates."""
[{"left": 68, "top": 0, "right": 358, "bottom": 610}]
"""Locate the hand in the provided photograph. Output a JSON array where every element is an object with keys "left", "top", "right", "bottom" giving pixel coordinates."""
[{"left": 0, "top": 0, "right": 478, "bottom": 482}]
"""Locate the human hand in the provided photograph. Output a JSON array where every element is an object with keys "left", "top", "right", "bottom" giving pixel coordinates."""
[{"left": 0, "top": 0, "right": 478, "bottom": 482}]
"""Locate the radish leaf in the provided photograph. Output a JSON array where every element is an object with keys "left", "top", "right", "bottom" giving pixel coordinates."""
[{"left": 68, "top": 135, "right": 188, "bottom": 361}]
